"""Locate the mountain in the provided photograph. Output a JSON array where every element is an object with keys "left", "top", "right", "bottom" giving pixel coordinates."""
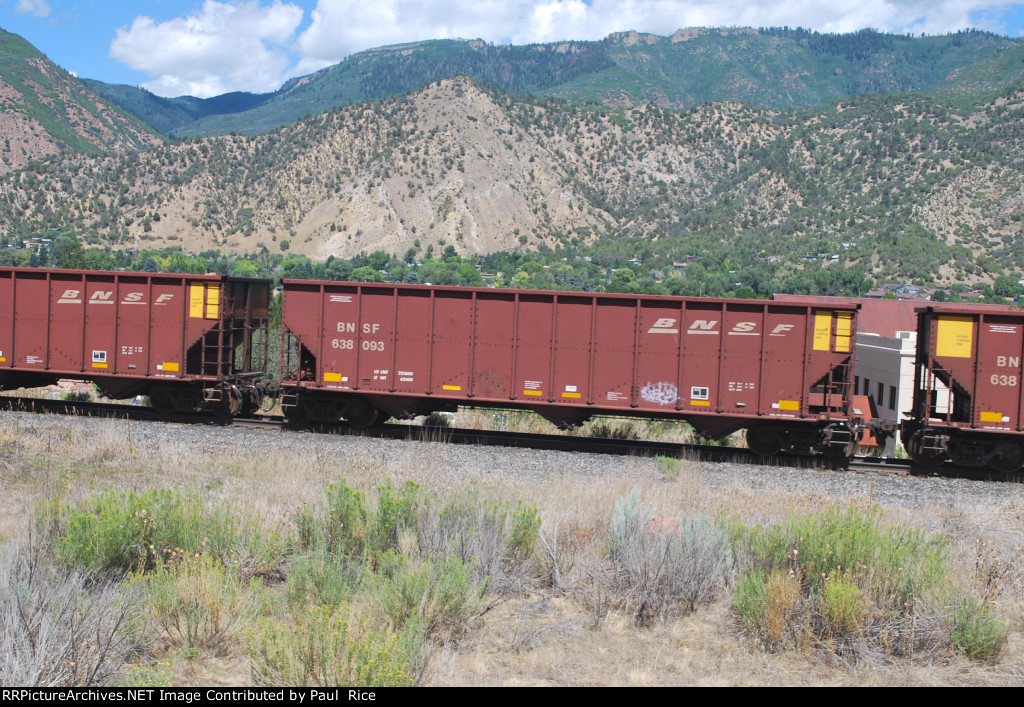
[
  {"left": 0, "top": 30, "right": 161, "bottom": 174},
  {"left": 2, "top": 75, "right": 1023, "bottom": 290},
  {"left": 87, "top": 27, "right": 1023, "bottom": 138}
]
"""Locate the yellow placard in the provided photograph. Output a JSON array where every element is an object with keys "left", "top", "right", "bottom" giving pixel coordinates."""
[
  {"left": 523, "top": 390, "right": 543, "bottom": 396},
  {"left": 834, "top": 312, "right": 853, "bottom": 353},
  {"left": 442, "top": 384, "right": 461, "bottom": 391},
  {"left": 690, "top": 400, "right": 711, "bottom": 407},
  {"left": 777, "top": 400, "right": 800, "bottom": 411},
  {"left": 324, "top": 372, "right": 342, "bottom": 382},
  {"left": 936, "top": 315, "right": 973, "bottom": 358},
  {"left": 980, "top": 411, "right": 1003, "bottom": 423},
  {"left": 206, "top": 284, "right": 220, "bottom": 319},
  {"left": 91, "top": 362, "right": 108, "bottom": 369},
  {"left": 562, "top": 392, "right": 582, "bottom": 398},
  {"left": 162, "top": 362, "right": 179, "bottom": 372},
  {"left": 813, "top": 311, "right": 832, "bottom": 351},
  {"left": 189, "top": 283, "right": 205, "bottom": 318}
]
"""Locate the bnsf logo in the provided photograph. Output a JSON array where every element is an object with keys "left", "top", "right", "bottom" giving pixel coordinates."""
[
  {"left": 647, "top": 318, "right": 796, "bottom": 336},
  {"left": 57, "top": 290, "right": 174, "bottom": 305}
]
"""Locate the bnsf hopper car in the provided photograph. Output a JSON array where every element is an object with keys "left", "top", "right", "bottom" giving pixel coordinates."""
[
  {"left": 902, "top": 305, "right": 1024, "bottom": 472},
  {"left": 279, "top": 280, "right": 862, "bottom": 459},
  {"left": 0, "top": 267, "right": 271, "bottom": 415}
]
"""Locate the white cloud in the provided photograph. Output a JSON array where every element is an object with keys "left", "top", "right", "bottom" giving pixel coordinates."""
[
  {"left": 15, "top": 0, "right": 51, "bottom": 18},
  {"left": 109, "top": 0, "right": 304, "bottom": 97}
]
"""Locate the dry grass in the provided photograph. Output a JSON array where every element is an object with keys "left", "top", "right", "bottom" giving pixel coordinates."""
[{"left": 1, "top": 411, "right": 1023, "bottom": 686}]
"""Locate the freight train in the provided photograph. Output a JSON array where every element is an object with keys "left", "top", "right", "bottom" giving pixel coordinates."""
[{"left": 1, "top": 266, "right": 1022, "bottom": 473}]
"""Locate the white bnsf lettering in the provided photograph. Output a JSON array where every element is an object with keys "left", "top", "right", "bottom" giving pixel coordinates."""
[
  {"left": 337, "top": 322, "right": 356, "bottom": 333},
  {"left": 687, "top": 320, "right": 719, "bottom": 335},
  {"left": 728, "top": 321, "right": 759, "bottom": 336},
  {"left": 57, "top": 289, "right": 82, "bottom": 304},
  {"left": 997, "top": 356, "right": 1020, "bottom": 368},
  {"left": 770, "top": 324, "right": 795, "bottom": 336},
  {"left": 154, "top": 294, "right": 175, "bottom": 305},
  {"left": 89, "top": 291, "right": 114, "bottom": 304},
  {"left": 362, "top": 323, "right": 381, "bottom": 334},
  {"left": 122, "top": 292, "right": 146, "bottom": 304},
  {"left": 647, "top": 317, "right": 679, "bottom": 334}
]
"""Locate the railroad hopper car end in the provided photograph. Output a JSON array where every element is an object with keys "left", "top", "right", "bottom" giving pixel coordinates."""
[
  {"left": 278, "top": 281, "right": 863, "bottom": 462},
  {"left": 899, "top": 305, "right": 1024, "bottom": 473},
  {"left": 0, "top": 267, "right": 274, "bottom": 416}
]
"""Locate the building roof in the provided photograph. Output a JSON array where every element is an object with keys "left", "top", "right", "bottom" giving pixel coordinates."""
[
  {"left": 773, "top": 294, "right": 1014, "bottom": 337},
  {"left": 772, "top": 294, "right": 917, "bottom": 337}
]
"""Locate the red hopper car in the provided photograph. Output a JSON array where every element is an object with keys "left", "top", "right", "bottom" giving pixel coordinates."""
[
  {"left": 280, "top": 280, "right": 861, "bottom": 459},
  {"left": 0, "top": 267, "right": 271, "bottom": 414},
  {"left": 903, "top": 305, "right": 1024, "bottom": 472}
]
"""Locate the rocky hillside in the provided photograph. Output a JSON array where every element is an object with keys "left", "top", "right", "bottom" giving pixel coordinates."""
[
  {"left": 0, "top": 30, "right": 161, "bottom": 175},
  {"left": 2, "top": 76, "right": 1023, "bottom": 286}
]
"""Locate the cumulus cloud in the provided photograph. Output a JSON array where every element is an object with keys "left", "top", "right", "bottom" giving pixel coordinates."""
[
  {"left": 15, "top": 0, "right": 51, "bottom": 18},
  {"left": 108, "top": 0, "right": 1019, "bottom": 97},
  {"left": 109, "top": 0, "right": 304, "bottom": 97}
]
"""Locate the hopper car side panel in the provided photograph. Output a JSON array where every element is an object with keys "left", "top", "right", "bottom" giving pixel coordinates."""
[
  {"left": 281, "top": 281, "right": 859, "bottom": 456},
  {"left": 0, "top": 267, "right": 270, "bottom": 413}
]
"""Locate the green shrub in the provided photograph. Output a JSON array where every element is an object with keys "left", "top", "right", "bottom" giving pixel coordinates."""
[
  {"left": 370, "top": 552, "right": 485, "bottom": 639},
  {"left": 37, "top": 489, "right": 287, "bottom": 578},
  {"left": 249, "top": 606, "right": 419, "bottom": 687},
  {"left": 370, "top": 480, "right": 422, "bottom": 558},
  {"left": 951, "top": 595, "right": 1008, "bottom": 661},
  {"left": 296, "top": 478, "right": 370, "bottom": 557},
  {"left": 133, "top": 554, "right": 266, "bottom": 657},
  {"left": 729, "top": 506, "right": 970, "bottom": 657},
  {"left": 285, "top": 552, "right": 365, "bottom": 610}
]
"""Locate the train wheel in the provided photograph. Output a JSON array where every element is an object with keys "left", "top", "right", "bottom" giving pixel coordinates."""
[
  {"left": 990, "top": 441, "right": 1023, "bottom": 473},
  {"left": 747, "top": 424, "right": 783, "bottom": 456},
  {"left": 344, "top": 398, "right": 379, "bottom": 428},
  {"left": 906, "top": 429, "right": 945, "bottom": 467}
]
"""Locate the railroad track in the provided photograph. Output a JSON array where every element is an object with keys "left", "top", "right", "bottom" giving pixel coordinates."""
[{"left": 1, "top": 394, "right": 1016, "bottom": 481}]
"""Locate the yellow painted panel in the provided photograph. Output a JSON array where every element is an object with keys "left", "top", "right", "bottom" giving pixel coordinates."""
[
  {"left": 523, "top": 390, "right": 543, "bottom": 396},
  {"left": 813, "top": 311, "right": 832, "bottom": 351},
  {"left": 189, "top": 283, "right": 205, "bottom": 318},
  {"left": 324, "top": 372, "right": 342, "bottom": 382},
  {"left": 980, "top": 411, "right": 1003, "bottom": 423},
  {"left": 936, "top": 315, "right": 974, "bottom": 358},
  {"left": 442, "top": 384, "right": 461, "bottom": 391},
  {"left": 834, "top": 312, "right": 853, "bottom": 353},
  {"left": 690, "top": 400, "right": 711, "bottom": 407},
  {"left": 562, "top": 392, "right": 582, "bottom": 398},
  {"left": 162, "top": 362, "right": 179, "bottom": 372},
  {"left": 91, "top": 362, "right": 108, "bottom": 369},
  {"left": 205, "top": 284, "right": 220, "bottom": 319},
  {"left": 778, "top": 400, "right": 800, "bottom": 411}
]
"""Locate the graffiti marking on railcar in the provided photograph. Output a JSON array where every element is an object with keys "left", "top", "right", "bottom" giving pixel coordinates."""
[
  {"left": 641, "top": 381, "right": 679, "bottom": 405},
  {"left": 647, "top": 318, "right": 679, "bottom": 334}
]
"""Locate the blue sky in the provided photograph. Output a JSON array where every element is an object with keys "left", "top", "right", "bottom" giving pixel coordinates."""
[{"left": 3, "top": 1, "right": 1024, "bottom": 98}]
